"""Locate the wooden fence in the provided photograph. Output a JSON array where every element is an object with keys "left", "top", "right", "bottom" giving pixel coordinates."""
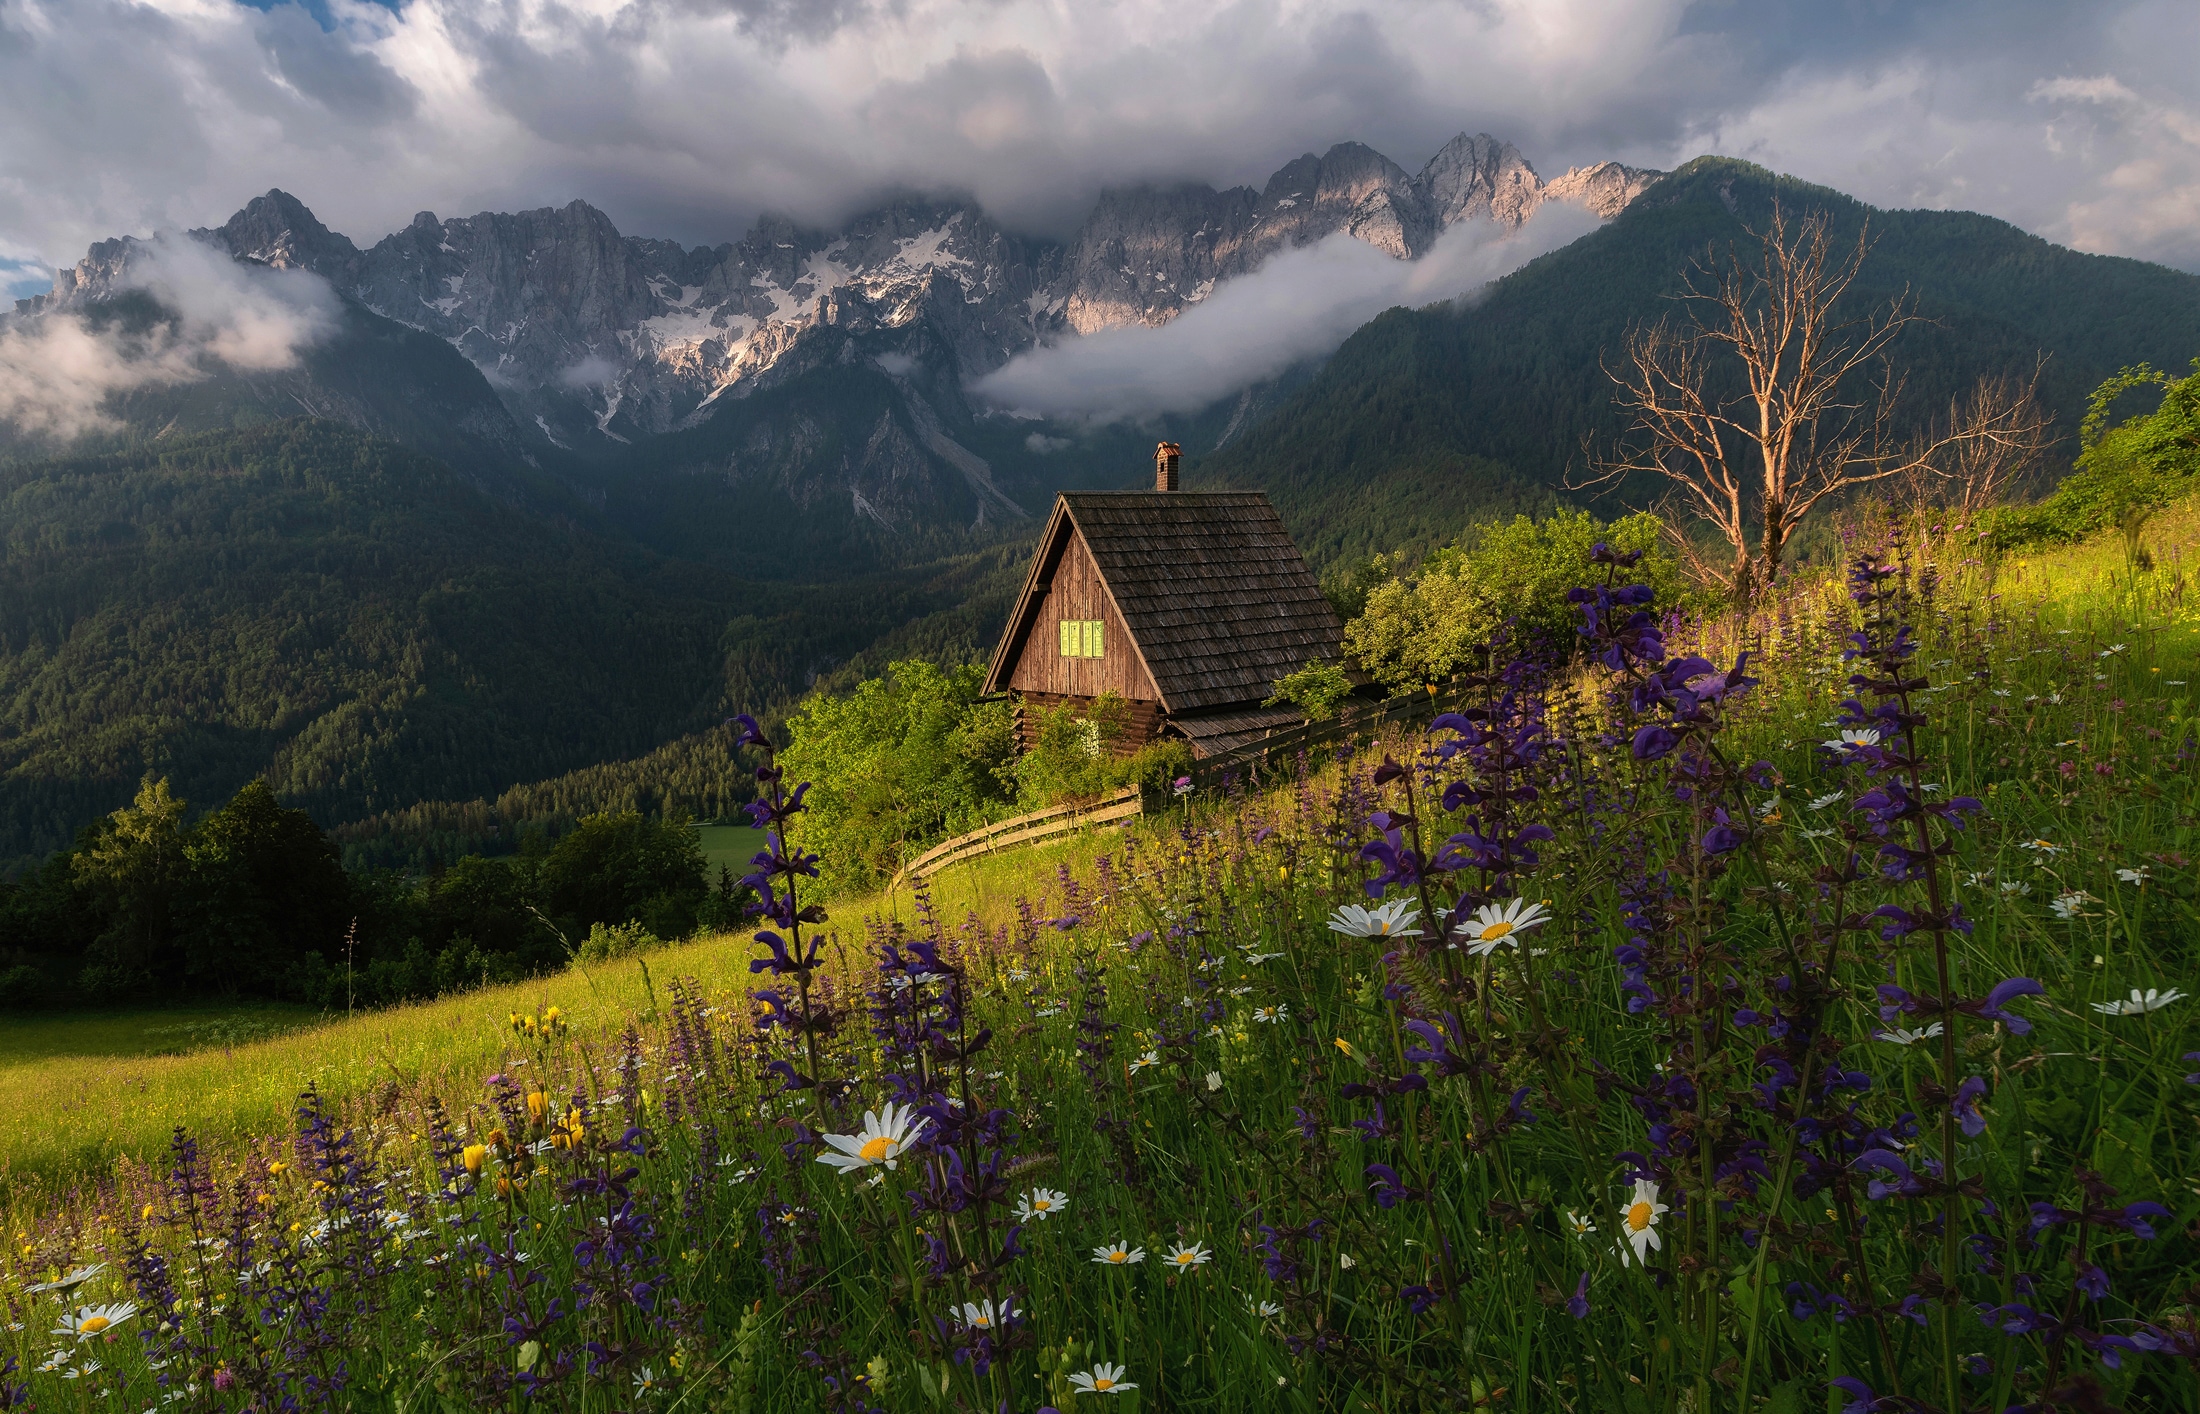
[
  {"left": 1187, "top": 686, "right": 1460, "bottom": 793},
  {"left": 885, "top": 685, "right": 1463, "bottom": 892},
  {"left": 888, "top": 784, "right": 1143, "bottom": 893}
]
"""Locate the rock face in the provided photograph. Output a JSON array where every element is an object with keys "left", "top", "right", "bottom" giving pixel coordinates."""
[{"left": 17, "top": 132, "right": 1659, "bottom": 475}]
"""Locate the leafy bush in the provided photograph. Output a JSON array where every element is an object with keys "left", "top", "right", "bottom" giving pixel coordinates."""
[
  {"left": 1992, "top": 359, "right": 2200, "bottom": 550},
  {"left": 780, "top": 659, "right": 1018, "bottom": 894},
  {"left": 1343, "top": 508, "right": 1684, "bottom": 689},
  {"left": 577, "top": 919, "right": 666, "bottom": 963},
  {"left": 1264, "top": 658, "right": 1358, "bottom": 721},
  {"left": 1014, "top": 695, "right": 1194, "bottom": 812}
]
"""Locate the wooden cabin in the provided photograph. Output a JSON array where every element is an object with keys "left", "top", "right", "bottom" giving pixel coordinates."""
[{"left": 982, "top": 443, "right": 1349, "bottom": 759}]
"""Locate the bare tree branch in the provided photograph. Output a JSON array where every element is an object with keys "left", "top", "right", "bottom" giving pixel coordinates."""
[{"left": 1575, "top": 204, "right": 2054, "bottom": 599}]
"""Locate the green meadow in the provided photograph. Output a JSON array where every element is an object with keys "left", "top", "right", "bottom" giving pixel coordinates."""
[{"left": 0, "top": 505, "right": 2194, "bottom": 1412}]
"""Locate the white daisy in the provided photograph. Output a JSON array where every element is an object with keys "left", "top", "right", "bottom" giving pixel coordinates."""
[
  {"left": 815, "top": 1102, "right": 927, "bottom": 1174},
  {"left": 1205, "top": 1071, "right": 1223, "bottom": 1091},
  {"left": 2091, "top": 988, "right": 2185, "bottom": 1016},
  {"left": 2017, "top": 838, "right": 2061, "bottom": 856},
  {"left": 1128, "top": 1050, "right": 1160, "bottom": 1074},
  {"left": 1454, "top": 898, "right": 1551, "bottom": 956},
  {"left": 2116, "top": 867, "right": 2151, "bottom": 885},
  {"left": 2050, "top": 891, "right": 2097, "bottom": 920},
  {"left": 1252, "top": 1004, "right": 1288, "bottom": 1023},
  {"left": 1875, "top": 1023, "right": 1944, "bottom": 1046},
  {"left": 1807, "top": 792, "right": 1844, "bottom": 811},
  {"left": 1015, "top": 1188, "right": 1069, "bottom": 1222},
  {"left": 52, "top": 1302, "right": 137, "bottom": 1341},
  {"left": 24, "top": 1264, "right": 106, "bottom": 1296},
  {"left": 1616, "top": 1181, "right": 1668, "bottom": 1267},
  {"left": 1326, "top": 899, "right": 1423, "bottom": 939},
  {"left": 1068, "top": 1362, "right": 1136, "bottom": 1395},
  {"left": 956, "top": 1298, "right": 1017, "bottom": 1330},
  {"left": 1163, "top": 1243, "right": 1212, "bottom": 1269},
  {"left": 1091, "top": 1241, "right": 1146, "bottom": 1266},
  {"left": 1248, "top": 1298, "right": 1283, "bottom": 1319},
  {"left": 1564, "top": 1210, "right": 1597, "bottom": 1237},
  {"left": 1822, "top": 727, "right": 1882, "bottom": 754},
  {"left": 1999, "top": 881, "right": 2032, "bottom": 897}
]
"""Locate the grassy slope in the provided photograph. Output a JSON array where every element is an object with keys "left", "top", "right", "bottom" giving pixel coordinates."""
[{"left": 0, "top": 821, "right": 1122, "bottom": 1195}]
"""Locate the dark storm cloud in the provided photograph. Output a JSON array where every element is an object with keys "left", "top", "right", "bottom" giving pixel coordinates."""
[{"left": 0, "top": 0, "right": 2194, "bottom": 288}]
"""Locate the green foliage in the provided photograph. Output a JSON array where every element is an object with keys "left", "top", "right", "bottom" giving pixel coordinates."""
[
  {"left": 1264, "top": 658, "right": 1357, "bottom": 721},
  {"left": 537, "top": 811, "right": 711, "bottom": 945},
  {"left": 780, "top": 660, "right": 1019, "bottom": 893},
  {"left": 1014, "top": 694, "right": 1194, "bottom": 812},
  {"left": 1993, "top": 359, "right": 2200, "bottom": 550},
  {"left": 1343, "top": 508, "right": 1683, "bottom": 688},
  {"left": 0, "top": 773, "right": 721, "bottom": 1011},
  {"left": 576, "top": 919, "right": 667, "bottom": 963}
]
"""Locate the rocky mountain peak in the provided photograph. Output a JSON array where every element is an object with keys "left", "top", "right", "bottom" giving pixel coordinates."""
[{"left": 197, "top": 189, "right": 361, "bottom": 272}]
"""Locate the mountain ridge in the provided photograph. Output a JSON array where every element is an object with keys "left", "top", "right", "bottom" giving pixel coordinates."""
[{"left": 15, "top": 133, "right": 1656, "bottom": 453}]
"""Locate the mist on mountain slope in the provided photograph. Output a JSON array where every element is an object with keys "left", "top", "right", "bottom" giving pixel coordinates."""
[
  {"left": 968, "top": 202, "right": 1602, "bottom": 423},
  {"left": 0, "top": 235, "right": 340, "bottom": 440}
]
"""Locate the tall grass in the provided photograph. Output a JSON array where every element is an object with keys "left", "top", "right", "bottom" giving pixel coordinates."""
[{"left": 0, "top": 505, "right": 2194, "bottom": 1413}]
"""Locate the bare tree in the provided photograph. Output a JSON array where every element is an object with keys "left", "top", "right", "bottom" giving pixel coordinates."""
[{"left": 1577, "top": 205, "right": 2052, "bottom": 599}]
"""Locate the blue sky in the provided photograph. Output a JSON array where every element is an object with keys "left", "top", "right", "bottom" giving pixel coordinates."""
[{"left": 4, "top": 0, "right": 2197, "bottom": 300}]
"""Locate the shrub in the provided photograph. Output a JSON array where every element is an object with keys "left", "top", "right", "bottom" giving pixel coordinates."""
[
  {"left": 1265, "top": 658, "right": 1358, "bottom": 721},
  {"left": 780, "top": 659, "right": 1019, "bottom": 893},
  {"left": 577, "top": 919, "right": 666, "bottom": 963},
  {"left": 1343, "top": 508, "right": 1685, "bottom": 689},
  {"left": 1991, "top": 359, "right": 2200, "bottom": 550}
]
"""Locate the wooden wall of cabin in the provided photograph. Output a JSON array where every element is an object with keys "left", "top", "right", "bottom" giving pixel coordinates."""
[
  {"left": 1012, "top": 692, "right": 1165, "bottom": 758},
  {"left": 1005, "top": 529, "right": 1160, "bottom": 703}
]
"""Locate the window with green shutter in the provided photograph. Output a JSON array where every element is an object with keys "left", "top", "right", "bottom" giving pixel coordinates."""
[{"left": 1056, "top": 619, "right": 1105, "bottom": 658}]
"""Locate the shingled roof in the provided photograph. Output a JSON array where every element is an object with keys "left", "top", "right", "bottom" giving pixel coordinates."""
[{"left": 984, "top": 491, "right": 1345, "bottom": 715}]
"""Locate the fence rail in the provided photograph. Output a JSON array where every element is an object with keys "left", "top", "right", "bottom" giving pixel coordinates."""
[
  {"left": 888, "top": 784, "right": 1143, "bottom": 892},
  {"left": 1188, "top": 687, "right": 1459, "bottom": 793}
]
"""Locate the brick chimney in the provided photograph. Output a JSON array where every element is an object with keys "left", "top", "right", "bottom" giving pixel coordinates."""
[{"left": 1154, "top": 441, "right": 1181, "bottom": 491}]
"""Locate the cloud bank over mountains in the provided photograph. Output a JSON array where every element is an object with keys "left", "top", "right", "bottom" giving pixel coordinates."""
[
  {"left": 1, "top": 0, "right": 2197, "bottom": 305},
  {"left": 0, "top": 234, "right": 339, "bottom": 438},
  {"left": 973, "top": 203, "right": 1601, "bottom": 422}
]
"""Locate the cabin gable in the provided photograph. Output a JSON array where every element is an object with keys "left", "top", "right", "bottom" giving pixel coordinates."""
[{"left": 1002, "top": 527, "right": 1161, "bottom": 704}]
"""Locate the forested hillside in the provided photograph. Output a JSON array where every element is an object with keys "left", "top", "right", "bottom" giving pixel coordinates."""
[
  {"left": 0, "top": 420, "right": 1020, "bottom": 868},
  {"left": 1199, "top": 157, "right": 2200, "bottom": 568}
]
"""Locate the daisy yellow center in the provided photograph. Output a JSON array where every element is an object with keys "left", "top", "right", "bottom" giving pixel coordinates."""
[
  {"left": 1033, "top": 1199, "right": 1053, "bottom": 1211},
  {"left": 1093, "top": 1378, "right": 1116, "bottom": 1391},
  {"left": 1626, "top": 1201, "right": 1654, "bottom": 1232},
  {"left": 972, "top": 1314, "right": 990, "bottom": 1327},
  {"left": 1106, "top": 1251, "right": 1128, "bottom": 1263},
  {"left": 1479, "top": 921, "right": 1514, "bottom": 942},
  {"left": 859, "top": 1136, "right": 897, "bottom": 1163},
  {"left": 80, "top": 1317, "right": 109, "bottom": 1334},
  {"left": 1175, "top": 1253, "right": 1195, "bottom": 1265}
]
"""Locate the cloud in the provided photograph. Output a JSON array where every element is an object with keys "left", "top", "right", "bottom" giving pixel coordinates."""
[
  {"left": 0, "top": 234, "right": 340, "bottom": 439},
  {"left": 0, "top": 0, "right": 2194, "bottom": 284},
  {"left": 972, "top": 203, "right": 1602, "bottom": 423}
]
